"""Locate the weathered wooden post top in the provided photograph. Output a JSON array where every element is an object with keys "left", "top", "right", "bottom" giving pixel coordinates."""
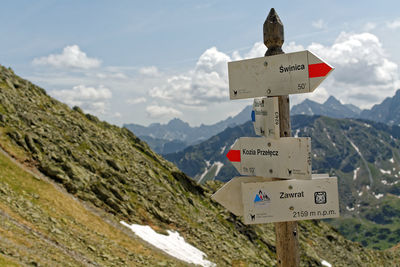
[{"left": 264, "top": 8, "right": 284, "bottom": 56}]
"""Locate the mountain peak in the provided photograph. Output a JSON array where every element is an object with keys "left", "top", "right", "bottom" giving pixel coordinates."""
[
  {"left": 325, "top": 96, "right": 341, "bottom": 105},
  {"left": 167, "top": 118, "right": 189, "bottom": 127},
  {"left": 292, "top": 95, "right": 360, "bottom": 119}
]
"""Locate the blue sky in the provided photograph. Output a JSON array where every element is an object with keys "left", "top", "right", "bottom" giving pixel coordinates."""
[{"left": 2, "top": 1, "right": 400, "bottom": 126}]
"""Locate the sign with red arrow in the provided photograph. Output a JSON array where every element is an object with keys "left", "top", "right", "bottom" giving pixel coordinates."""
[
  {"left": 228, "top": 50, "right": 334, "bottom": 100},
  {"left": 227, "top": 137, "right": 311, "bottom": 179}
]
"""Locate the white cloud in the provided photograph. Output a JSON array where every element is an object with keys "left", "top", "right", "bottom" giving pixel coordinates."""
[
  {"left": 149, "top": 47, "right": 230, "bottom": 106},
  {"left": 139, "top": 66, "right": 159, "bottom": 76},
  {"left": 363, "top": 22, "right": 376, "bottom": 31},
  {"left": 291, "top": 87, "right": 330, "bottom": 106},
  {"left": 33, "top": 45, "right": 101, "bottom": 69},
  {"left": 146, "top": 105, "right": 182, "bottom": 118},
  {"left": 284, "top": 42, "right": 305, "bottom": 53},
  {"left": 243, "top": 42, "right": 265, "bottom": 59},
  {"left": 95, "top": 72, "right": 127, "bottom": 79},
  {"left": 387, "top": 18, "right": 400, "bottom": 29},
  {"left": 126, "top": 97, "right": 147, "bottom": 104},
  {"left": 148, "top": 31, "right": 399, "bottom": 112},
  {"left": 301, "top": 32, "right": 398, "bottom": 108},
  {"left": 312, "top": 19, "right": 326, "bottom": 29},
  {"left": 50, "top": 84, "right": 111, "bottom": 114}
]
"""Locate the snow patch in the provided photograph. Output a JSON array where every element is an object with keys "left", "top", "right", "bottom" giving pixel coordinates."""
[
  {"left": 374, "top": 193, "right": 384, "bottom": 199},
  {"left": 380, "top": 169, "right": 391, "bottom": 175},
  {"left": 346, "top": 206, "right": 355, "bottom": 211},
  {"left": 120, "top": 222, "right": 216, "bottom": 267},
  {"left": 348, "top": 139, "right": 360, "bottom": 153},
  {"left": 353, "top": 167, "right": 360, "bottom": 181},
  {"left": 214, "top": 161, "right": 224, "bottom": 176},
  {"left": 198, "top": 161, "right": 212, "bottom": 181},
  {"left": 220, "top": 145, "right": 226, "bottom": 155},
  {"left": 381, "top": 180, "right": 399, "bottom": 186},
  {"left": 321, "top": 260, "right": 332, "bottom": 267},
  {"left": 390, "top": 158, "right": 394, "bottom": 163},
  {"left": 358, "top": 191, "right": 363, "bottom": 196},
  {"left": 363, "top": 123, "right": 371, "bottom": 128},
  {"left": 294, "top": 129, "right": 300, "bottom": 138}
]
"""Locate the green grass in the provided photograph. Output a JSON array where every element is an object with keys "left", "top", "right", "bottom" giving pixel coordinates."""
[
  {"left": 330, "top": 194, "right": 400, "bottom": 250},
  {"left": 0, "top": 149, "right": 187, "bottom": 266},
  {"left": 0, "top": 255, "right": 19, "bottom": 267}
]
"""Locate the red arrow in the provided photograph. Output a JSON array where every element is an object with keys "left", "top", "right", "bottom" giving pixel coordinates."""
[
  {"left": 226, "top": 150, "right": 241, "bottom": 162},
  {"left": 308, "top": 63, "right": 333, "bottom": 78}
]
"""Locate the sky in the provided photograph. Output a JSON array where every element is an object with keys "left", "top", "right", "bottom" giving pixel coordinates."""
[{"left": 2, "top": 0, "right": 400, "bottom": 127}]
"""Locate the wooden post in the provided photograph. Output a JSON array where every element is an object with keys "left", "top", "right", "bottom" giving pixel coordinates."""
[{"left": 264, "top": 8, "right": 300, "bottom": 267}]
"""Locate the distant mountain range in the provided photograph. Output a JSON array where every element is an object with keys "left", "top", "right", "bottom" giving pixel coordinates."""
[
  {"left": 124, "top": 105, "right": 252, "bottom": 154},
  {"left": 292, "top": 89, "right": 400, "bottom": 125},
  {"left": 125, "top": 89, "right": 400, "bottom": 154},
  {"left": 164, "top": 115, "right": 400, "bottom": 249},
  {"left": 291, "top": 96, "right": 362, "bottom": 118}
]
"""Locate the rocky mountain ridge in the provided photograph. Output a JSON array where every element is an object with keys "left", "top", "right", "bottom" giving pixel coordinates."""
[
  {"left": 128, "top": 90, "right": 400, "bottom": 155},
  {"left": 165, "top": 115, "right": 400, "bottom": 250},
  {"left": 123, "top": 106, "right": 252, "bottom": 154},
  {"left": 291, "top": 96, "right": 362, "bottom": 118}
]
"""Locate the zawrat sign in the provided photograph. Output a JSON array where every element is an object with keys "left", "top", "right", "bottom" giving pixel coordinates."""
[
  {"left": 242, "top": 176, "right": 339, "bottom": 224},
  {"left": 228, "top": 50, "right": 334, "bottom": 99}
]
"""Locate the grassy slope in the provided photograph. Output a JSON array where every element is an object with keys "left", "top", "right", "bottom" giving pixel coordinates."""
[
  {"left": 0, "top": 64, "right": 399, "bottom": 266},
  {"left": 0, "top": 146, "right": 186, "bottom": 266}
]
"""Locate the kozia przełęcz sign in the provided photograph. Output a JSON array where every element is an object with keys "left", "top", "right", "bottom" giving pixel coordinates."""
[{"left": 226, "top": 137, "right": 311, "bottom": 179}]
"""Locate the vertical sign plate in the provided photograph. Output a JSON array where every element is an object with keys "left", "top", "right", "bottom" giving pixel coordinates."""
[{"left": 252, "top": 97, "right": 280, "bottom": 139}]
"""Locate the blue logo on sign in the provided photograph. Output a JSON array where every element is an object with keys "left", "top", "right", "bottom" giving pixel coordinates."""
[
  {"left": 251, "top": 110, "right": 255, "bottom": 122},
  {"left": 254, "top": 190, "right": 270, "bottom": 204}
]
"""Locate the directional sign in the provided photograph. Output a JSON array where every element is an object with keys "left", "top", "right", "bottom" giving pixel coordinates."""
[
  {"left": 242, "top": 177, "right": 339, "bottom": 224},
  {"left": 226, "top": 137, "right": 311, "bottom": 179},
  {"left": 252, "top": 97, "right": 280, "bottom": 138},
  {"left": 212, "top": 174, "right": 332, "bottom": 216},
  {"left": 228, "top": 50, "right": 334, "bottom": 100},
  {"left": 211, "top": 176, "right": 273, "bottom": 216}
]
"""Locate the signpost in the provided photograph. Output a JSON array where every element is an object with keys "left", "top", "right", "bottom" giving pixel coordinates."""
[
  {"left": 226, "top": 137, "right": 311, "bottom": 179},
  {"left": 211, "top": 8, "right": 337, "bottom": 267}
]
